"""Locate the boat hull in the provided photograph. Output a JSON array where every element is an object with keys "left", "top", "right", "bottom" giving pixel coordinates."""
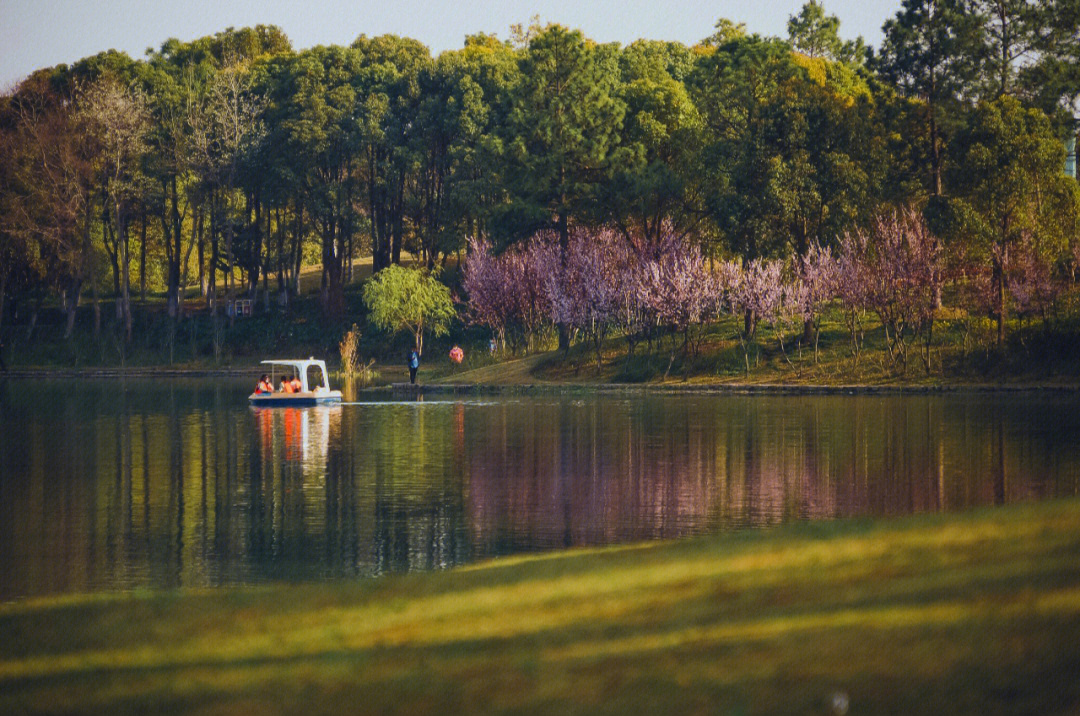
[{"left": 248, "top": 391, "right": 343, "bottom": 407}]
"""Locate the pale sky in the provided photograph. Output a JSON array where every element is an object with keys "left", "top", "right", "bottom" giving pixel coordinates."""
[{"left": 0, "top": 0, "right": 902, "bottom": 89}]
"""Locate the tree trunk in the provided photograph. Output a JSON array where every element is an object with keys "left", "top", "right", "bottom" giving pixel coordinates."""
[
  {"left": 929, "top": 104, "right": 942, "bottom": 197},
  {"left": 83, "top": 199, "right": 99, "bottom": 339},
  {"left": 995, "top": 252, "right": 1006, "bottom": 347},
  {"left": 64, "top": 278, "right": 82, "bottom": 339},
  {"left": 198, "top": 207, "right": 207, "bottom": 300},
  {"left": 324, "top": 219, "right": 345, "bottom": 318},
  {"left": 117, "top": 202, "right": 133, "bottom": 343},
  {"left": 557, "top": 209, "right": 570, "bottom": 351},
  {"left": 139, "top": 207, "right": 148, "bottom": 304},
  {"left": 0, "top": 272, "right": 7, "bottom": 337},
  {"left": 26, "top": 297, "right": 41, "bottom": 342},
  {"left": 208, "top": 197, "right": 219, "bottom": 314},
  {"left": 91, "top": 272, "right": 101, "bottom": 338}
]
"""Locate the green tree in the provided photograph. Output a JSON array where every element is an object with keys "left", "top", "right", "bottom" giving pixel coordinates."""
[
  {"left": 502, "top": 25, "right": 626, "bottom": 248},
  {"left": 689, "top": 36, "right": 880, "bottom": 259},
  {"left": 948, "top": 96, "right": 1077, "bottom": 345},
  {"left": 787, "top": 1, "right": 842, "bottom": 60},
  {"left": 352, "top": 34, "right": 432, "bottom": 270},
  {"left": 422, "top": 35, "right": 518, "bottom": 258},
  {"left": 81, "top": 76, "right": 150, "bottom": 344},
  {"left": 607, "top": 40, "right": 704, "bottom": 244},
  {"left": 362, "top": 264, "right": 454, "bottom": 355},
  {"left": 878, "top": 0, "right": 982, "bottom": 197}
]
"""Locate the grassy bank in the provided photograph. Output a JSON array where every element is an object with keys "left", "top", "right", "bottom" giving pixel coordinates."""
[
  {"left": 2, "top": 500, "right": 1079, "bottom": 715},
  {"left": 5, "top": 273, "right": 1080, "bottom": 388}
]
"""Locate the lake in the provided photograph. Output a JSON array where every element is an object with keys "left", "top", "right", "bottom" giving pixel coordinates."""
[{"left": 1, "top": 379, "right": 1077, "bottom": 601}]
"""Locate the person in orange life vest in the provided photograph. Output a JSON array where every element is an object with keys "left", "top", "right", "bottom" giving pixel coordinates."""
[
  {"left": 256, "top": 374, "right": 273, "bottom": 394},
  {"left": 290, "top": 375, "right": 303, "bottom": 393},
  {"left": 280, "top": 377, "right": 293, "bottom": 393}
]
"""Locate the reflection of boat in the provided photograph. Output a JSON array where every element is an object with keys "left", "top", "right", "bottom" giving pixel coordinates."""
[{"left": 248, "top": 358, "right": 343, "bottom": 406}]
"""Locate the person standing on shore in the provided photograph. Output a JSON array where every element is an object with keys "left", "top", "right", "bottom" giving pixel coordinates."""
[{"left": 407, "top": 349, "right": 419, "bottom": 384}]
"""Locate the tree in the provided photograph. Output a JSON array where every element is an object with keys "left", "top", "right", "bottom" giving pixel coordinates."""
[
  {"left": 0, "top": 75, "right": 98, "bottom": 339},
  {"left": 789, "top": 243, "right": 839, "bottom": 361},
  {"left": 201, "top": 62, "right": 266, "bottom": 314},
  {"left": 967, "top": 0, "right": 1048, "bottom": 100},
  {"left": 877, "top": 0, "right": 982, "bottom": 197},
  {"left": 948, "top": 96, "right": 1074, "bottom": 345},
  {"left": 840, "top": 207, "right": 944, "bottom": 370},
  {"left": 502, "top": 25, "right": 626, "bottom": 248},
  {"left": 608, "top": 41, "right": 705, "bottom": 245},
  {"left": 362, "top": 265, "right": 454, "bottom": 355},
  {"left": 81, "top": 77, "right": 150, "bottom": 344},
  {"left": 787, "top": 1, "right": 843, "bottom": 60},
  {"left": 717, "top": 258, "right": 786, "bottom": 373},
  {"left": 690, "top": 35, "right": 881, "bottom": 260}
]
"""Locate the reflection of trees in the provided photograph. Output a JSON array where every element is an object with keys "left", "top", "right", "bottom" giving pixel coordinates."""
[
  {"left": 1, "top": 383, "right": 1079, "bottom": 600},
  {"left": 461, "top": 395, "right": 1080, "bottom": 547}
]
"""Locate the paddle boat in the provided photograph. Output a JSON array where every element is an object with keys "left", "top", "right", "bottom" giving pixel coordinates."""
[{"left": 249, "top": 358, "right": 343, "bottom": 406}]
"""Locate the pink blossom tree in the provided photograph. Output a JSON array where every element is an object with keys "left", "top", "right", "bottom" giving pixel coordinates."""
[
  {"left": 1005, "top": 234, "right": 1062, "bottom": 327},
  {"left": 836, "top": 228, "right": 872, "bottom": 363},
  {"left": 636, "top": 241, "right": 713, "bottom": 378},
  {"left": 790, "top": 243, "right": 839, "bottom": 363},
  {"left": 461, "top": 237, "right": 510, "bottom": 350},
  {"left": 716, "top": 258, "right": 785, "bottom": 374},
  {"left": 839, "top": 206, "right": 943, "bottom": 372},
  {"left": 548, "top": 228, "right": 626, "bottom": 373}
]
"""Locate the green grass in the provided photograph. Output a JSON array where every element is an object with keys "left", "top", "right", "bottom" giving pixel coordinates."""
[{"left": 3, "top": 500, "right": 1080, "bottom": 715}]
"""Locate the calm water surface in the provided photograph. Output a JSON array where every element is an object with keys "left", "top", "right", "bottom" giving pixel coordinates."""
[{"left": 1, "top": 379, "right": 1077, "bottom": 601}]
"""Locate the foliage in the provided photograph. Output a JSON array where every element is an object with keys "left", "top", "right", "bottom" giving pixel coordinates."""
[
  {"left": 362, "top": 264, "right": 454, "bottom": 354},
  {"left": 839, "top": 206, "right": 944, "bottom": 370},
  {"left": 947, "top": 95, "right": 1075, "bottom": 344},
  {"left": 1, "top": 10, "right": 1079, "bottom": 374}
]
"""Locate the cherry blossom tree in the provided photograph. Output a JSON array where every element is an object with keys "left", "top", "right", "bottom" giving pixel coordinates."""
[
  {"left": 1006, "top": 234, "right": 1061, "bottom": 327},
  {"left": 717, "top": 258, "right": 785, "bottom": 374},
  {"left": 636, "top": 241, "right": 713, "bottom": 378},
  {"left": 790, "top": 243, "right": 839, "bottom": 362},
  {"left": 552, "top": 228, "right": 627, "bottom": 373},
  {"left": 839, "top": 206, "right": 943, "bottom": 371},
  {"left": 461, "top": 237, "right": 511, "bottom": 349}
]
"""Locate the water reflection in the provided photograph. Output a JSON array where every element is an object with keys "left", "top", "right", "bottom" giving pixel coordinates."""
[{"left": 0, "top": 380, "right": 1077, "bottom": 600}]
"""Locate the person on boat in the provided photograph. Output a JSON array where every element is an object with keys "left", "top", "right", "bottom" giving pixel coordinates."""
[
  {"left": 289, "top": 374, "right": 303, "bottom": 393},
  {"left": 255, "top": 374, "right": 273, "bottom": 394},
  {"left": 407, "top": 349, "right": 420, "bottom": 384},
  {"left": 280, "top": 376, "right": 293, "bottom": 393}
]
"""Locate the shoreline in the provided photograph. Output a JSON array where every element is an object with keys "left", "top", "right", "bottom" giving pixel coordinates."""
[{"left": 4, "top": 365, "right": 1080, "bottom": 394}]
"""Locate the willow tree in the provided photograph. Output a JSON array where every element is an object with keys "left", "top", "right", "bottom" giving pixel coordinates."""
[{"left": 362, "top": 265, "right": 454, "bottom": 355}]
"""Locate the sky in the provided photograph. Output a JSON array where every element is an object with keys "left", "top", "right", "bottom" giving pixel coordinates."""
[{"left": 0, "top": 0, "right": 903, "bottom": 89}]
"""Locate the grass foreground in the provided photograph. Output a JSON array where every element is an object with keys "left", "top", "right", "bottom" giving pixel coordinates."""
[{"left": 2, "top": 501, "right": 1080, "bottom": 715}]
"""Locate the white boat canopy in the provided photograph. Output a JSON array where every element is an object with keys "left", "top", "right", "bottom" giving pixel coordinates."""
[{"left": 260, "top": 358, "right": 331, "bottom": 393}]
